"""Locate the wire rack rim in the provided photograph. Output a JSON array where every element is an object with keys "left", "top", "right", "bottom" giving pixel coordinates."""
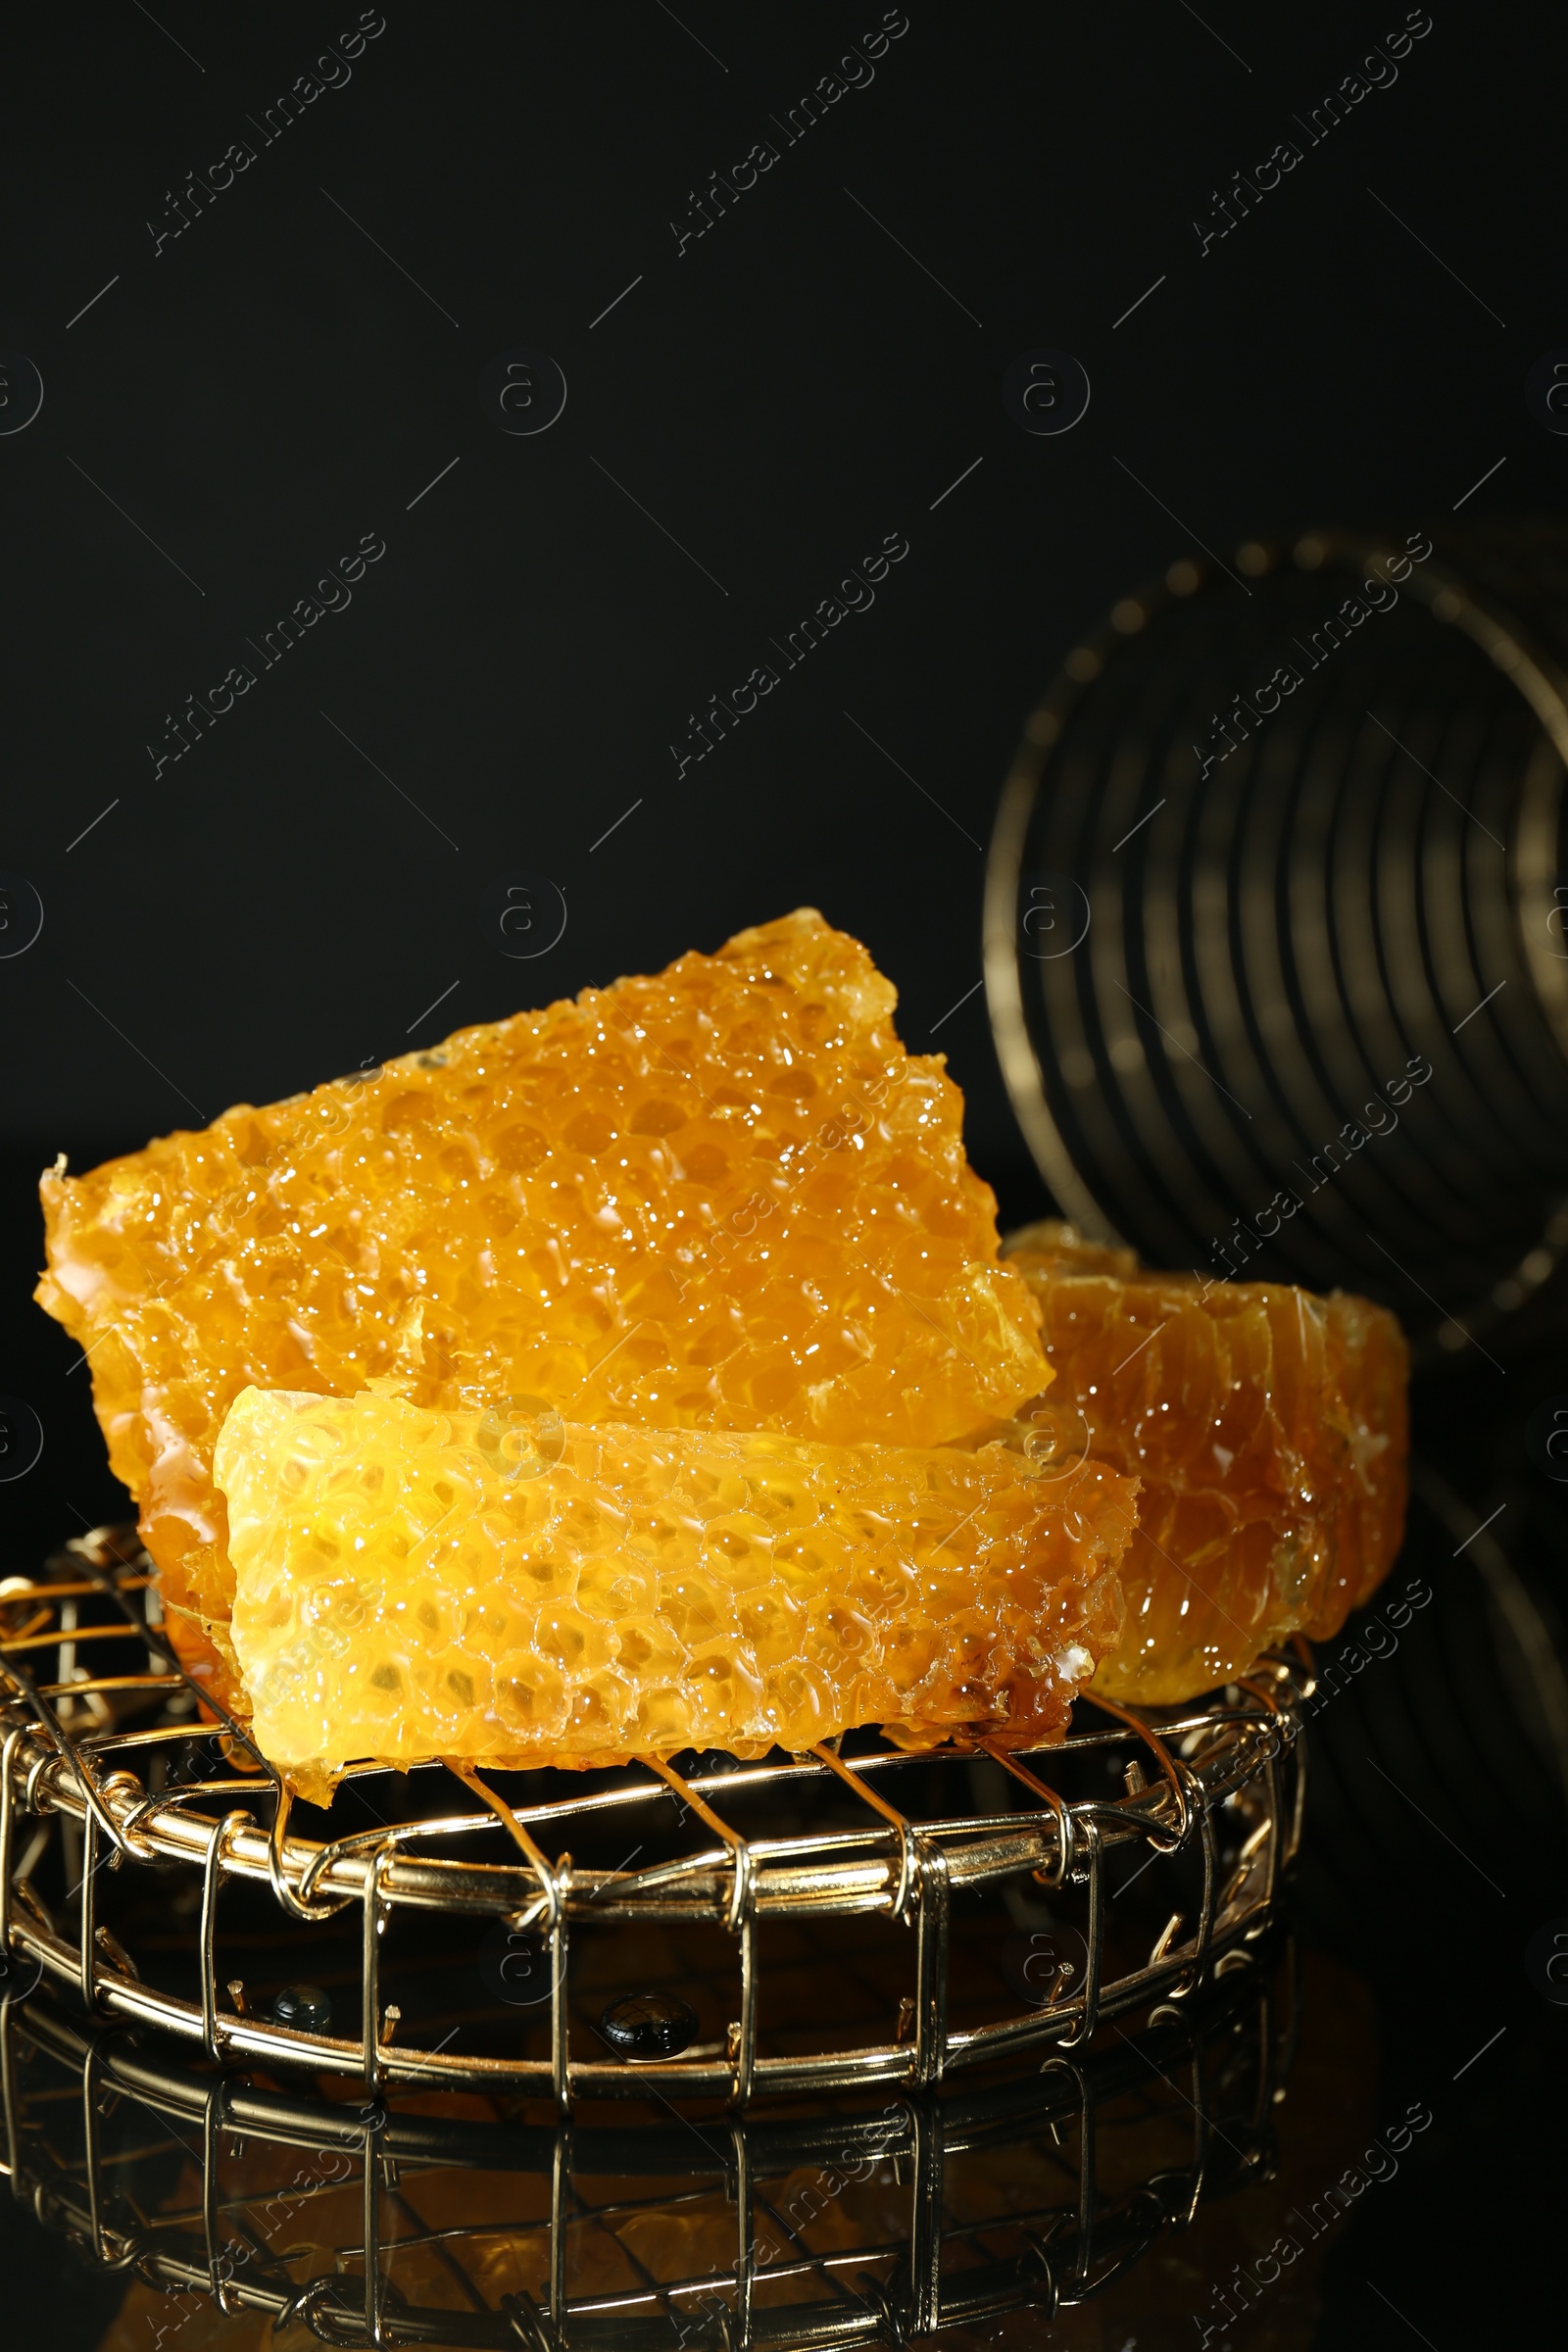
[
  {"left": 4, "top": 1682, "right": 1298, "bottom": 1920},
  {"left": 10, "top": 1961, "right": 1281, "bottom": 2155},
  {"left": 1, "top": 1875, "right": 1280, "bottom": 2097},
  {"left": 0, "top": 1533, "right": 1303, "bottom": 1927}
]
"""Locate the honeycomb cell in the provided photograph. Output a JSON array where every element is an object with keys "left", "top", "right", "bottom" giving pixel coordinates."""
[
  {"left": 1001, "top": 1223, "right": 1409, "bottom": 1701},
  {"left": 36, "top": 911, "right": 1049, "bottom": 1685},
  {"left": 216, "top": 1386, "right": 1137, "bottom": 1780}
]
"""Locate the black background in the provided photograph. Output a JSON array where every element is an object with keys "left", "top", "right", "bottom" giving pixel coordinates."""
[{"left": 2, "top": 4, "right": 1566, "bottom": 2344}]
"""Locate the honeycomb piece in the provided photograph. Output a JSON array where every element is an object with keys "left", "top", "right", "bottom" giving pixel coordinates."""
[
  {"left": 36, "top": 911, "right": 1048, "bottom": 1679},
  {"left": 1002, "top": 1223, "right": 1408, "bottom": 1702},
  {"left": 216, "top": 1387, "right": 1136, "bottom": 1778}
]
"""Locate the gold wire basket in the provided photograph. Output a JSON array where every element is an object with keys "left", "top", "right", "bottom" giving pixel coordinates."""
[
  {"left": 3, "top": 1936, "right": 1296, "bottom": 2348},
  {"left": 0, "top": 1528, "right": 1305, "bottom": 2114}
]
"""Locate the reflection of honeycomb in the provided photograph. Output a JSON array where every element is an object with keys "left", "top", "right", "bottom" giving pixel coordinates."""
[
  {"left": 1004, "top": 1224, "right": 1408, "bottom": 1702},
  {"left": 219, "top": 1386, "right": 1135, "bottom": 1779},
  {"left": 37, "top": 910, "right": 1048, "bottom": 1670}
]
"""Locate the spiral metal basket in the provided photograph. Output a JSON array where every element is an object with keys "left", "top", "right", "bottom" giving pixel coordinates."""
[
  {"left": 0, "top": 1529, "right": 1304, "bottom": 2115},
  {"left": 2, "top": 1934, "right": 1296, "bottom": 2348},
  {"left": 984, "top": 516, "right": 1568, "bottom": 1364}
]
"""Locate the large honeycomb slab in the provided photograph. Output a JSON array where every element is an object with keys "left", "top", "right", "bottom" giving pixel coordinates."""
[
  {"left": 217, "top": 1387, "right": 1136, "bottom": 1777},
  {"left": 1002, "top": 1224, "right": 1408, "bottom": 1702},
  {"left": 36, "top": 912, "right": 1048, "bottom": 1675}
]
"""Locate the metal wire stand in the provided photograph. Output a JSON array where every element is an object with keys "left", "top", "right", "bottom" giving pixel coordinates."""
[
  {"left": 3, "top": 1936, "right": 1295, "bottom": 2349},
  {"left": 1, "top": 1527, "right": 1305, "bottom": 2110}
]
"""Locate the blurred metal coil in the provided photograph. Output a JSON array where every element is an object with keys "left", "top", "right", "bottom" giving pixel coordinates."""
[{"left": 985, "top": 517, "right": 1568, "bottom": 1363}]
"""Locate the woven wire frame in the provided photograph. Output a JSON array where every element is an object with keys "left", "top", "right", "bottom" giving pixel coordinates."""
[
  {"left": 980, "top": 518, "right": 1568, "bottom": 1364},
  {"left": 0, "top": 1527, "right": 1307, "bottom": 2110},
  {"left": 2, "top": 1940, "right": 1295, "bottom": 2350}
]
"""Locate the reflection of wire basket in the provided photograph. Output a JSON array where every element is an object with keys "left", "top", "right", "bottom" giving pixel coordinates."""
[
  {"left": 1, "top": 1530, "right": 1303, "bottom": 2110},
  {"left": 984, "top": 518, "right": 1568, "bottom": 1364},
  {"left": 6, "top": 1938, "right": 1295, "bottom": 2347}
]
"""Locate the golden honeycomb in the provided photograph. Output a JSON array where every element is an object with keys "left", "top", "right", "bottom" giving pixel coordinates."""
[
  {"left": 36, "top": 911, "right": 1048, "bottom": 1683},
  {"left": 1002, "top": 1223, "right": 1408, "bottom": 1701},
  {"left": 216, "top": 1386, "right": 1136, "bottom": 1778}
]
